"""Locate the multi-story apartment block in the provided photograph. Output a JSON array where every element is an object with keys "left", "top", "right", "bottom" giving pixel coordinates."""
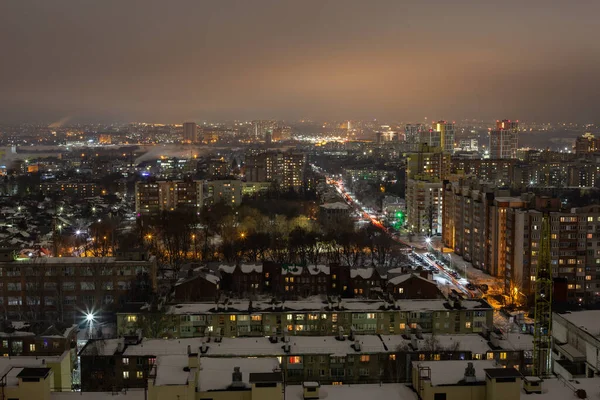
[
  {"left": 135, "top": 180, "right": 203, "bottom": 215},
  {"left": 406, "top": 179, "right": 444, "bottom": 235},
  {"left": 244, "top": 152, "right": 305, "bottom": 191},
  {"left": 117, "top": 297, "right": 493, "bottom": 339},
  {"left": 207, "top": 158, "right": 230, "bottom": 179},
  {"left": 406, "top": 144, "right": 451, "bottom": 182},
  {"left": 0, "top": 249, "right": 156, "bottom": 323},
  {"left": 204, "top": 180, "right": 243, "bottom": 206},
  {"left": 38, "top": 181, "right": 100, "bottom": 197},
  {"left": 431, "top": 121, "right": 455, "bottom": 154},
  {"left": 489, "top": 120, "right": 518, "bottom": 159},
  {"left": 183, "top": 122, "right": 199, "bottom": 143},
  {"left": 83, "top": 325, "right": 528, "bottom": 392},
  {"left": 506, "top": 203, "right": 600, "bottom": 302},
  {"left": 451, "top": 158, "right": 516, "bottom": 187},
  {"left": 405, "top": 124, "right": 426, "bottom": 151},
  {"left": 444, "top": 181, "right": 600, "bottom": 302},
  {"left": 574, "top": 133, "right": 600, "bottom": 155}
]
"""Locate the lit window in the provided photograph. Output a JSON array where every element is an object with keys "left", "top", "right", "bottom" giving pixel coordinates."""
[
  {"left": 123, "top": 371, "right": 129, "bottom": 379},
  {"left": 29, "top": 344, "right": 35, "bottom": 352},
  {"left": 127, "top": 315, "right": 137, "bottom": 322},
  {"left": 389, "top": 354, "right": 396, "bottom": 361},
  {"left": 487, "top": 353, "right": 494, "bottom": 360},
  {"left": 399, "top": 323, "right": 406, "bottom": 330},
  {"left": 500, "top": 352, "right": 507, "bottom": 360},
  {"left": 360, "top": 355, "right": 370, "bottom": 362},
  {"left": 123, "top": 358, "right": 129, "bottom": 365},
  {"left": 251, "top": 315, "right": 262, "bottom": 321},
  {"left": 288, "top": 356, "right": 302, "bottom": 364},
  {"left": 136, "top": 371, "right": 143, "bottom": 379},
  {"left": 230, "top": 315, "right": 236, "bottom": 321},
  {"left": 465, "top": 322, "right": 472, "bottom": 329}
]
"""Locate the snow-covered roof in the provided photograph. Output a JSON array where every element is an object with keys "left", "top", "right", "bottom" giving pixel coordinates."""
[
  {"left": 559, "top": 310, "right": 600, "bottom": 337},
  {"left": 166, "top": 298, "right": 492, "bottom": 315},
  {"left": 350, "top": 268, "right": 376, "bottom": 279},
  {"left": 413, "top": 360, "right": 497, "bottom": 386},
  {"left": 197, "top": 357, "right": 280, "bottom": 392},
  {"left": 218, "top": 264, "right": 236, "bottom": 274},
  {"left": 51, "top": 390, "right": 145, "bottom": 399},
  {"left": 387, "top": 273, "right": 433, "bottom": 286},
  {"left": 382, "top": 334, "right": 492, "bottom": 355},
  {"left": 0, "top": 351, "right": 69, "bottom": 385},
  {"left": 80, "top": 339, "right": 123, "bottom": 356},
  {"left": 240, "top": 263, "right": 262, "bottom": 274},
  {"left": 154, "top": 355, "right": 192, "bottom": 386},
  {"left": 496, "top": 333, "right": 534, "bottom": 351},
  {"left": 286, "top": 383, "right": 418, "bottom": 400},
  {"left": 320, "top": 202, "right": 350, "bottom": 210}
]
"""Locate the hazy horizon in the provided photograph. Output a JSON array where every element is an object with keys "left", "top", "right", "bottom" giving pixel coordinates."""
[{"left": 2, "top": 0, "right": 600, "bottom": 124}]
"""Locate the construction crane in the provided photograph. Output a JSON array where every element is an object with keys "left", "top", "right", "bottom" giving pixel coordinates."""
[{"left": 533, "top": 212, "right": 553, "bottom": 377}]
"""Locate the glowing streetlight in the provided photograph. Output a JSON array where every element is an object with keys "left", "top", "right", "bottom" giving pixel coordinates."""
[
  {"left": 86, "top": 313, "right": 95, "bottom": 322},
  {"left": 425, "top": 237, "right": 432, "bottom": 244},
  {"left": 240, "top": 232, "right": 246, "bottom": 239},
  {"left": 75, "top": 230, "right": 81, "bottom": 235}
]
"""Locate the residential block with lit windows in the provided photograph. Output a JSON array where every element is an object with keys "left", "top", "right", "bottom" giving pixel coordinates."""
[
  {"left": 135, "top": 180, "right": 203, "bottom": 215},
  {"left": 117, "top": 297, "right": 493, "bottom": 339},
  {"left": 244, "top": 151, "right": 306, "bottom": 191},
  {"left": 443, "top": 179, "right": 600, "bottom": 303},
  {"left": 0, "top": 248, "right": 156, "bottom": 324}
]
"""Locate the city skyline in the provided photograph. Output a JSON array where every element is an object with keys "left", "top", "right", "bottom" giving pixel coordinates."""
[{"left": 1, "top": 0, "right": 600, "bottom": 124}]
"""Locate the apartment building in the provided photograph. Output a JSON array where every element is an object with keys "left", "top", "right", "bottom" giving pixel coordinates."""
[
  {"left": 406, "top": 179, "right": 444, "bottom": 235},
  {"left": 406, "top": 144, "right": 451, "bottom": 182},
  {"left": 0, "top": 249, "right": 156, "bottom": 323},
  {"left": 38, "top": 181, "right": 100, "bottom": 197},
  {"left": 506, "top": 204, "right": 600, "bottom": 301},
  {"left": 135, "top": 180, "right": 203, "bottom": 215},
  {"left": 244, "top": 152, "right": 306, "bottom": 191},
  {"left": 204, "top": 180, "right": 243, "bottom": 206},
  {"left": 450, "top": 158, "right": 516, "bottom": 187},
  {"left": 489, "top": 120, "right": 518, "bottom": 159},
  {"left": 82, "top": 329, "right": 528, "bottom": 392},
  {"left": 443, "top": 182, "right": 600, "bottom": 301},
  {"left": 117, "top": 297, "right": 493, "bottom": 339}
]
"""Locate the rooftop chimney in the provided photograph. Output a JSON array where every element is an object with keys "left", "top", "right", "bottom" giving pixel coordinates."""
[
  {"left": 464, "top": 362, "right": 477, "bottom": 383},
  {"left": 229, "top": 366, "right": 246, "bottom": 388},
  {"left": 200, "top": 341, "right": 209, "bottom": 354}
]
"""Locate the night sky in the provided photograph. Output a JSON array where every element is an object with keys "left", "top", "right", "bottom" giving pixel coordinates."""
[{"left": 1, "top": 0, "right": 599, "bottom": 123}]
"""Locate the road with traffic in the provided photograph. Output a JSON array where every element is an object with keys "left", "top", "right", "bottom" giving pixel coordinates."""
[{"left": 323, "top": 172, "right": 476, "bottom": 298}]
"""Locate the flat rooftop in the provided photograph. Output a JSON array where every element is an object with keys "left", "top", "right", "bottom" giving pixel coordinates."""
[
  {"left": 120, "top": 333, "right": 496, "bottom": 358},
  {"left": 197, "top": 357, "right": 280, "bottom": 392},
  {"left": 412, "top": 360, "right": 497, "bottom": 386},
  {"left": 286, "top": 383, "right": 418, "bottom": 400},
  {"left": 558, "top": 310, "right": 600, "bottom": 337},
  {"left": 167, "top": 297, "right": 492, "bottom": 315}
]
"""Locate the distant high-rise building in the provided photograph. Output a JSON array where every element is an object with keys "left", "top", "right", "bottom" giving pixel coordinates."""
[
  {"left": 245, "top": 151, "right": 305, "bottom": 191},
  {"left": 135, "top": 180, "right": 203, "bottom": 215},
  {"left": 419, "top": 129, "right": 442, "bottom": 150},
  {"left": 574, "top": 133, "right": 600, "bottom": 155},
  {"left": 489, "top": 120, "right": 518, "bottom": 159},
  {"left": 404, "top": 124, "right": 425, "bottom": 151},
  {"left": 183, "top": 122, "right": 198, "bottom": 143},
  {"left": 406, "top": 144, "right": 451, "bottom": 182},
  {"left": 432, "top": 121, "right": 455, "bottom": 153},
  {"left": 251, "top": 120, "right": 277, "bottom": 141}
]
